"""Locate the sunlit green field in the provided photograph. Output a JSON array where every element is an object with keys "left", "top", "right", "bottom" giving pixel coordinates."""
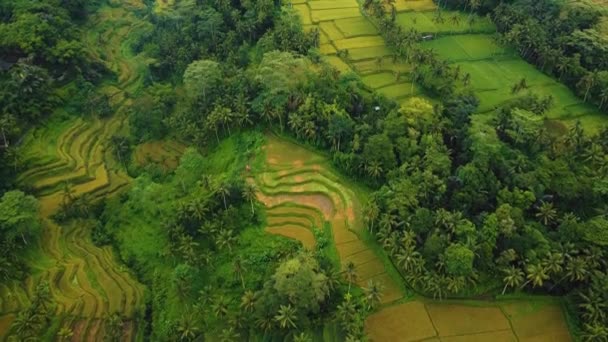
[{"left": 397, "top": 2, "right": 605, "bottom": 132}]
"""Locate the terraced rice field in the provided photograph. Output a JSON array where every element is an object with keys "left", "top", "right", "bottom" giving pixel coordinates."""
[
  {"left": 392, "top": 1, "right": 605, "bottom": 132},
  {"left": 295, "top": 0, "right": 421, "bottom": 105},
  {"left": 365, "top": 299, "right": 572, "bottom": 341},
  {"left": 0, "top": 1, "right": 149, "bottom": 340},
  {"left": 133, "top": 140, "right": 186, "bottom": 171},
  {"left": 250, "top": 136, "right": 404, "bottom": 304}
]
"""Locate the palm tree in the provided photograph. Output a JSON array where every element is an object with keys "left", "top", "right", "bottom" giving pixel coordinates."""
[
  {"left": 105, "top": 313, "right": 124, "bottom": 342},
  {"left": 235, "top": 111, "right": 253, "bottom": 129},
  {"left": 188, "top": 199, "right": 208, "bottom": 221},
  {"left": 584, "top": 143, "right": 604, "bottom": 165},
  {"left": 294, "top": 332, "right": 313, "bottom": 342},
  {"left": 450, "top": 14, "right": 461, "bottom": 32},
  {"left": 261, "top": 101, "right": 274, "bottom": 127},
  {"left": 206, "top": 112, "right": 222, "bottom": 144},
  {"left": 578, "top": 290, "right": 607, "bottom": 323},
  {"left": 578, "top": 72, "right": 597, "bottom": 102},
  {"left": 542, "top": 252, "right": 564, "bottom": 277},
  {"left": 57, "top": 326, "right": 74, "bottom": 341},
  {"left": 212, "top": 295, "right": 229, "bottom": 318},
  {"left": 197, "top": 285, "right": 214, "bottom": 307},
  {"left": 401, "top": 230, "right": 416, "bottom": 248},
  {"left": 177, "top": 314, "right": 201, "bottom": 341},
  {"left": 271, "top": 106, "right": 284, "bottom": 131},
  {"left": 462, "top": 72, "right": 471, "bottom": 86},
  {"left": 111, "top": 135, "right": 130, "bottom": 166},
  {"left": 323, "top": 267, "right": 341, "bottom": 294},
  {"left": 303, "top": 121, "right": 316, "bottom": 141},
  {"left": 396, "top": 245, "right": 423, "bottom": 274},
  {"left": 523, "top": 264, "right": 549, "bottom": 288},
  {"left": 215, "top": 182, "right": 231, "bottom": 210},
  {"left": 556, "top": 57, "right": 570, "bottom": 81},
  {"left": 215, "top": 229, "right": 237, "bottom": 253},
  {"left": 599, "top": 88, "right": 608, "bottom": 109},
  {"left": 363, "top": 200, "right": 380, "bottom": 234},
  {"left": 501, "top": 266, "right": 524, "bottom": 294},
  {"left": 219, "top": 107, "right": 234, "bottom": 135},
  {"left": 599, "top": 155, "right": 608, "bottom": 176},
  {"left": 242, "top": 183, "right": 257, "bottom": 215},
  {"left": 365, "top": 160, "right": 383, "bottom": 179},
  {"left": 62, "top": 181, "right": 75, "bottom": 205},
  {"left": 468, "top": 0, "right": 480, "bottom": 16},
  {"left": 410, "top": 66, "right": 421, "bottom": 94},
  {"left": 446, "top": 276, "right": 466, "bottom": 294},
  {"left": 178, "top": 235, "right": 200, "bottom": 265},
  {"left": 363, "top": 280, "right": 384, "bottom": 309},
  {"left": 233, "top": 257, "right": 246, "bottom": 289},
  {"left": 379, "top": 212, "right": 397, "bottom": 232},
  {"left": 12, "top": 309, "right": 41, "bottom": 338},
  {"left": 582, "top": 322, "right": 608, "bottom": 341},
  {"left": 274, "top": 304, "right": 297, "bottom": 329},
  {"left": 0, "top": 114, "right": 14, "bottom": 149},
  {"left": 0, "top": 257, "right": 12, "bottom": 281},
  {"left": 336, "top": 293, "right": 356, "bottom": 329},
  {"left": 343, "top": 261, "right": 358, "bottom": 291},
  {"left": 345, "top": 334, "right": 362, "bottom": 342},
  {"left": 219, "top": 327, "right": 240, "bottom": 342},
  {"left": 256, "top": 315, "right": 274, "bottom": 332},
  {"left": 424, "top": 274, "right": 446, "bottom": 300},
  {"left": 288, "top": 113, "right": 304, "bottom": 137},
  {"left": 565, "top": 256, "right": 589, "bottom": 282},
  {"left": 535, "top": 201, "right": 557, "bottom": 226},
  {"left": 240, "top": 290, "right": 256, "bottom": 312}
]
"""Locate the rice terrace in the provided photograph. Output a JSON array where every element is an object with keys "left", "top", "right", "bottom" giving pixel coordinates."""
[{"left": 0, "top": 0, "right": 606, "bottom": 341}]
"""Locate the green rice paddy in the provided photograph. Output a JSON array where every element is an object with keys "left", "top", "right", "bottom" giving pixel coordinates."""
[{"left": 398, "top": 2, "right": 605, "bottom": 132}]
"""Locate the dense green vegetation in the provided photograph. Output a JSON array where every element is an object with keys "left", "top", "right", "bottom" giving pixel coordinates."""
[{"left": 1, "top": 0, "right": 607, "bottom": 340}]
